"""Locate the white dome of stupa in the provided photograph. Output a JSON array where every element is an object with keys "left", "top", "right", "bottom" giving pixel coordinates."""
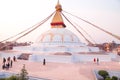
[
  {"left": 34, "top": 28, "right": 85, "bottom": 47},
  {"left": 36, "top": 28, "right": 80, "bottom": 43}
]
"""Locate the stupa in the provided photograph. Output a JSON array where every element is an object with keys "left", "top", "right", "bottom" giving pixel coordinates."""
[
  {"left": 2, "top": 1, "right": 110, "bottom": 63},
  {"left": 13, "top": 1, "right": 99, "bottom": 54}
]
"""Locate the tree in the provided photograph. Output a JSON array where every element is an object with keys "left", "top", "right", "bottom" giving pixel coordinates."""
[
  {"left": 6, "top": 76, "right": 18, "bottom": 80},
  {"left": 98, "top": 70, "right": 109, "bottom": 79},
  {"left": 18, "top": 64, "right": 28, "bottom": 80},
  {"left": 112, "top": 76, "right": 118, "bottom": 80},
  {"left": 105, "top": 77, "right": 112, "bottom": 80}
]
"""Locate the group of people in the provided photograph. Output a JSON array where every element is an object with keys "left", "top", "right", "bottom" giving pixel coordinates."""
[
  {"left": 93, "top": 58, "right": 99, "bottom": 65},
  {"left": 2, "top": 56, "right": 16, "bottom": 70}
]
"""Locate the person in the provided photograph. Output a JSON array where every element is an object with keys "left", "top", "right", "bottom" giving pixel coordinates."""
[
  {"left": 7, "top": 57, "right": 11, "bottom": 62},
  {"left": 43, "top": 58, "right": 46, "bottom": 66},
  {"left": 6, "top": 63, "right": 9, "bottom": 70},
  {"left": 93, "top": 58, "right": 96, "bottom": 63},
  {"left": 117, "top": 46, "right": 120, "bottom": 56},
  {"left": 2, "top": 64, "right": 6, "bottom": 70},
  {"left": 3, "top": 58, "right": 6, "bottom": 64},
  {"left": 97, "top": 58, "right": 99, "bottom": 65},
  {"left": 10, "top": 60, "right": 13, "bottom": 68},
  {"left": 13, "top": 56, "right": 16, "bottom": 62}
]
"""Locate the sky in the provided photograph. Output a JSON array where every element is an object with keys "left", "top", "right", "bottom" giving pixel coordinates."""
[{"left": 0, "top": 0, "right": 120, "bottom": 44}]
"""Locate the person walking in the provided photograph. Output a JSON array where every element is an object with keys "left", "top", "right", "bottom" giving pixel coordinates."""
[
  {"left": 97, "top": 58, "right": 99, "bottom": 65},
  {"left": 43, "top": 58, "right": 46, "bottom": 66}
]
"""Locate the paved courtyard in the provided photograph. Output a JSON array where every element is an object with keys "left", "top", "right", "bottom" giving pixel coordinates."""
[{"left": 0, "top": 58, "right": 120, "bottom": 80}]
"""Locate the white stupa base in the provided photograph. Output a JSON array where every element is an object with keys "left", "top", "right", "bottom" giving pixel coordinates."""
[
  {"left": 29, "top": 53, "right": 112, "bottom": 63},
  {"left": 0, "top": 51, "right": 115, "bottom": 63}
]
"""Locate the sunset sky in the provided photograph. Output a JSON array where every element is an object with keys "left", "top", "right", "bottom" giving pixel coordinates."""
[{"left": 0, "top": 0, "right": 120, "bottom": 44}]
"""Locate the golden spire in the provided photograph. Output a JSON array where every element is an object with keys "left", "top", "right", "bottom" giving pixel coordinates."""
[
  {"left": 51, "top": 0, "right": 66, "bottom": 28},
  {"left": 55, "top": 0, "right": 62, "bottom": 12}
]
